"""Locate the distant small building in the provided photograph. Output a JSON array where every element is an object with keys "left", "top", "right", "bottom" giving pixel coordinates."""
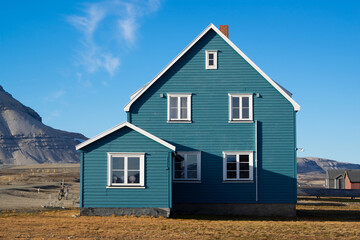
[
  {"left": 344, "top": 170, "right": 360, "bottom": 189},
  {"left": 325, "top": 170, "right": 345, "bottom": 189}
]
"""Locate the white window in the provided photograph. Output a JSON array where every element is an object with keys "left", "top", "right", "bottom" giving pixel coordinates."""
[
  {"left": 206, "top": 50, "right": 218, "bottom": 69},
  {"left": 167, "top": 93, "right": 192, "bottom": 122},
  {"left": 228, "top": 94, "right": 253, "bottom": 121},
  {"left": 107, "top": 153, "right": 145, "bottom": 187},
  {"left": 173, "top": 152, "right": 201, "bottom": 181},
  {"left": 223, "top": 151, "right": 253, "bottom": 181}
]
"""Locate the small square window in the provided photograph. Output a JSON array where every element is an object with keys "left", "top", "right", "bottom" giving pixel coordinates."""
[
  {"left": 108, "top": 153, "right": 145, "bottom": 187},
  {"left": 206, "top": 50, "right": 218, "bottom": 69},
  {"left": 223, "top": 151, "right": 253, "bottom": 181},
  {"left": 228, "top": 94, "right": 253, "bottom": 121},
  {"left": 173, "top": 152, "right": 201, "bottom": 181},
  {"left": 167, "top": 93, "right": 192, "bottom": 122}
]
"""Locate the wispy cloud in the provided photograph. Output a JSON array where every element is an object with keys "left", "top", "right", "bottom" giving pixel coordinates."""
[
  {"left": 44, "top": 90, "right": 66, "bottom": 102},
  {"left": 67, "top": 0, "right": 161, "bottom": 77}
]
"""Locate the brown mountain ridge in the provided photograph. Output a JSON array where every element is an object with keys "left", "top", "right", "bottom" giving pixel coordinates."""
[{"left": 0, "top": 85, "right": 86, "bottom": 165}]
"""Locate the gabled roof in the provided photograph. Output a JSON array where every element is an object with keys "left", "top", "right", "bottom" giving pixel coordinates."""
[
  {"left": 76, "top": 122, "right": 176, "bottom": 151},
  {"left": 345, "top": 170, "right": 360, "bottom": 183},
  {"left": 124, "top": 23, "right": 300, "bottom": 112},
  {"left": 326, "top": 169, "right": 345, "bottom": 179}
]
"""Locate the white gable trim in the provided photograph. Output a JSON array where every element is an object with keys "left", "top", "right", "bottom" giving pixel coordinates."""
[
  {"left": 124, "top": 23, "right": 300, "bottom": 112},
  {"left": 76, "top": 122, "right": 176, "bottom": 151}
]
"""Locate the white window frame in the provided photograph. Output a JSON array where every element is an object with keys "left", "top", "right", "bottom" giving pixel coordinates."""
[
  {"left": 167, "top": 93, "right": 192, "bottom": 122},
  {"left": 223, "top": 151, "right": 253, "bottom": 181},
  {"left": 228, "top": 94, "right": 253, "bottom": 121},
  {"left": 107, "top": 152, "right": 145, "bottom": 187},
  {"left": 173, "top": 151, "right": 201, "bottom": 181},
  {"left": 205, "top": 50, "right": 218, "bottom": 69}
]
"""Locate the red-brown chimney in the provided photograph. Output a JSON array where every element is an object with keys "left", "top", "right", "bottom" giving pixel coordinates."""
[{"left": 219, "top": 25, "right": 229, "bottom": 38}]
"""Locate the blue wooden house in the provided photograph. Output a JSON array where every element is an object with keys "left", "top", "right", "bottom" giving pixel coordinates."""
[{"left": 76, "top": 24, "right": 300, "bottom": 217}]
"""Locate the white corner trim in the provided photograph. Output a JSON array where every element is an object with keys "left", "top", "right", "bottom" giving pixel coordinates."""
[
  {"left": 76, "top": 122, "right": 176, "bottom": 151},
  {"left": 124, "top": 23, "right": 300, "bottom": 112}
]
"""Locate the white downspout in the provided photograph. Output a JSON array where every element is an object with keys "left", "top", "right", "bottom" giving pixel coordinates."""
[{"left": 255, "top": 120, "right": 258, "bottom": 202}]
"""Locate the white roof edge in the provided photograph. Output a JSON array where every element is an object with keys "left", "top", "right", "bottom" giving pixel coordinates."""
[
  {"left": 76, "top": 122, "right": 176, "bottom": 151},
  {"left": 124, "top": 23, "right": 300, "bottom": 112}
]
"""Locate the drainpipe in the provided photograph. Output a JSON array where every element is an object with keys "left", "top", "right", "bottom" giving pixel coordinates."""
[{"left": 255, "top": 120, "right": 258, "bottom": 202}]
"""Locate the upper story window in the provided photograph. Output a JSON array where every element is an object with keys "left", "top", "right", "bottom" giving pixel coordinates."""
[
  {"left": 167, "top": 93, "right": 192, "bottom": 122},
  {"left": 206, "top": 50, "right": 218, "bottom": 69},
  {"left": 173, "top": 151, "right": 201, "bottom": 181},
  {"left": 223, "top": 151, "right": 253, "bottom": 181},
  {"left": 107, "top": 153, "right": 145, "bottom": 187},
  {"left": 228, "top": 94, "right": 253, "bottom": 122}
]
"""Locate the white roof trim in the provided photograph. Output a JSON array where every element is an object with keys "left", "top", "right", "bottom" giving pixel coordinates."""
[
  {"left": 124, "top": 23, "right": 300, "bottom": 112},
  {"left": 76, "top": 122, "right": 176, "bottom": 151}
]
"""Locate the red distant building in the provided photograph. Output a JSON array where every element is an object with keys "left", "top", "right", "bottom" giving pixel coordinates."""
[{"left": 344, "top": 170, "right": 360, "bottom": 189}]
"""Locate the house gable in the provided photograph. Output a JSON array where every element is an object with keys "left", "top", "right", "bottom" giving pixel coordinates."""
[
  {"left": 124, "top": 23, "right": 300, "bottom": 112},
  {"left": 76, "top": 122, "right": 176, "bottom": 151},
  {"left": 128, "top": 27, "right": 297, "bottom": 204}
]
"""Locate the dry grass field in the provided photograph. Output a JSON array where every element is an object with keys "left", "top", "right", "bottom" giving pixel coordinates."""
[
  {"left": 1, "top": 164, "right": 360, "bottom": 239},
  {"left": 1, "top": 204, "right": 360, "bottom": 239}
]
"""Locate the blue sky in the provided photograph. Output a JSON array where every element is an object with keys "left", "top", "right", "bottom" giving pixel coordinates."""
[{"left": 1, "top": 1, "right": 359, "bottom": 163}]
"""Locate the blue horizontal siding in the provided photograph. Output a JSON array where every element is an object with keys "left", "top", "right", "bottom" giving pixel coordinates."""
[
  {"left": 81, "top": 127, "right": 172, "bottom": 208},
  {"left": 130, "top": 29, "right": 296, "bottom": 204}
]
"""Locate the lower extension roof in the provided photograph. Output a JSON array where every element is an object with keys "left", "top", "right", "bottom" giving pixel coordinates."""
[{"left": 76, "top": 122, "right": 176, "bottom": 151}]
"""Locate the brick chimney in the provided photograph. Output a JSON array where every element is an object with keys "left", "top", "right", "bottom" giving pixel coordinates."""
[{"left": 219, "top": 25, "right": 229, "bottom": 38}]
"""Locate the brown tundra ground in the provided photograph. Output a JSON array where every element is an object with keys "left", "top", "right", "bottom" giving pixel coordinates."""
[{"left": 1, "top": 164, "right": 360, "bottom": 239}]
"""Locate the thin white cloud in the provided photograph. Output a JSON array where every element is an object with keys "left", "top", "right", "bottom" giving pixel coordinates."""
[
  {"left": 44, "top": 90, "right": 66, "bottom": 102},
  {"left": 53, "top": 90, "right": 66, "bottom": 99},
  {"left": 67, "top": 0, "right": 161, "bottom": 77}
]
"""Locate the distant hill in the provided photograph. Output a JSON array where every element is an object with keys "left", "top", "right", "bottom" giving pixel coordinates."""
[
  {"left": 297, "top": 157, "right": 360, "bottom": 174},
  {"left": 0, "top": 85, "right": 87, "bottom": 165}
]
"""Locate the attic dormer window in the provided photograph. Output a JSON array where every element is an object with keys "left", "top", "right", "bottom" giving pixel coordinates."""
[{"left": 206, "top": 50, "right": 218, "bottom": 69}]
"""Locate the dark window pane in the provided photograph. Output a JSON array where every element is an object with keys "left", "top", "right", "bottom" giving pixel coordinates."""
[
  {"left": 242, "top": 108, "right": 249, "bottom": 119},
  {"left": 112, "top": 171, "right": 124, "bottom": 183},
  {"left": 170, "top": 97, "right": 177, "bottom": 107},
  {"left": 112, "top": 157, "right": 124, "bottom": 170},
  {"left": 170, "top": 108, "right": 178, "bottom": 119},
  {"left": 187, "top": 170, "right": 197, "bottom": 179},
  {"left": 128, "top": 157, "right": 140, "bottom": 170},
  {"left": 227, "top": 171, "right": 237, "bottom": 179},
  {"left": 240, "top": 171, "right": 249, "bottom": 179},
  {"left": 175, "top": 155, "right": 184, "bottom": 171},
  {"left": 175, "top": 170, "right": 184, "bottom": 179},
  {"left": 209, "top": 59, "right": 214, "bottom": 65},
  {"left": 175, "top": 155, "right": 184, "bottom": 163},
  {"left": 232, "top": 97, "right": 239, "bottom": 107},
  {"left": 128, "top": 171, "right": 140, "bottom": 183},
  {"left": 227, "top": 162, "right": 236, "bottom": 171},
  {"left": 242, "top": 97, "right": 249, "bottom": 108},
  {"left": 175, "top": 162, "right": 184, "bottom": 171},
  {"left": 180, "top": 97, "right": 187, "bottom": 108},
  {"left": 240, "top": 163, "right": 249, "bottom": 171},
  {"left": 232, "top": 108, "right": 239, "bottom": 119},
  {"left": 208, "top": 53, "right": 214, "bottom": 60},
  {"left": 227, "top": 155, "right": 236, "bottom": 163},
  {"left": 180, "top": 108, "right": 187, "bottom": 119},
  {"left": 240, "top": 155, "right": 249, "bottom": 162}
]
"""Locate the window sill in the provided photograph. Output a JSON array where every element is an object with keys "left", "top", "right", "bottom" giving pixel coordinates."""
[
  {"left": 228, "top": 120, "right": 254, "bottom": 123},
  {"left": 167, "top": 120, "right": 192, "bottom": 123},
  {"left": 106, "top": 186, "right": 146, "bottom": 189},
  {"left": 222, "top": 180, "right": 254, "bottom": 183},
  {"left": 173, "top": 180, "right": 201, "bottom": 183}
]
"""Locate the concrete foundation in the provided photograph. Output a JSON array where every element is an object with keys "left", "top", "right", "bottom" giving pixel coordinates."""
[
  {"left": 81, "top": 207, "right": 171, "bottom": 218},
  {"left": 173, "top": 203, "right": 296, "bottom": 217}
]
